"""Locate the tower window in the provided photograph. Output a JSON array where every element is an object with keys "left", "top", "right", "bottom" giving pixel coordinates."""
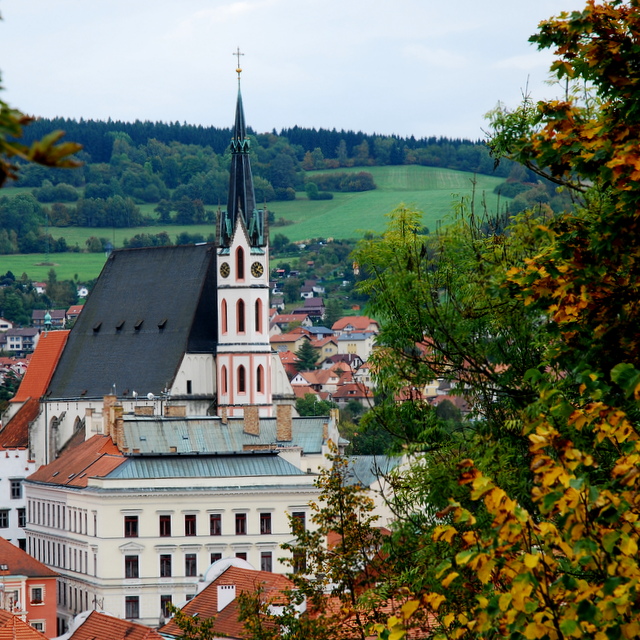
[
  {"left": 238, "top": 366, "right": 246, "bottom": 394},
  {"left": 236, "top": 247, "right": 245, "bottom": 279},
  {"left": 255, "top": 299, "right": 262, "bottom": 332},
  {"left": 221, "top": 299, "right": 228, "bottom": 334},
  {"left": 256, "top": 365, "right": 264, "bottom": 394},
  {"left": 221, "top": 366, "right": 228, "bottom": 394},
  {"left": 237, "top": 299, "right": 245, "bottom": 333}
]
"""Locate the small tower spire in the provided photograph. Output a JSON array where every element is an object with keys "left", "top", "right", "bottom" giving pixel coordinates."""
[{"left": 220, "top": 49, "right": 264, "bottom": 248}]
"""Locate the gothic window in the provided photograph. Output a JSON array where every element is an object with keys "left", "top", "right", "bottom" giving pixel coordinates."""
[
  {"left": 238, "top": 366, "right": 246, "bottom": 394},
  {"left": 256, "top": 365, "right": 264, "bottom": 394},
  {"left": 255, "top": 299, "right": 262, "bottom": 332},
  {"left": 221, "top": 299, "right": 228, "bottom": 334},
  {"left": 236, "top": 247, "right": 245, "bottom": 280},
  {"left": 221, "top": 366, "right": 228, "bottom": 394},
  {"left": 237, "top": 299, "right": 245, "bottom": 333}
]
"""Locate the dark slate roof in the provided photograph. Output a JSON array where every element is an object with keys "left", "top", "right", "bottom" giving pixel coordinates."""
[
  {"left": 46, "top": 244, "right": 218, "bottom": 399},
  {"left": 346, "top": 455, "right": 403, "bottom": 488}
]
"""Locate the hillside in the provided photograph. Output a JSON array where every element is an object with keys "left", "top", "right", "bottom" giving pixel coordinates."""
[{"left": 0, "top": 166, "right": 507, "bottom": 282}]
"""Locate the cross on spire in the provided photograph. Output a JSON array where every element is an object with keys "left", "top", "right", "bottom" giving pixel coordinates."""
[{"left": 233, "top": 47, "right": 244, "bottom": 80}]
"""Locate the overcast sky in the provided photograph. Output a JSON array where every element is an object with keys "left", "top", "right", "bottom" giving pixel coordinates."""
[{"left": 0, "top": 0, "right": 585, "bottom": 141}]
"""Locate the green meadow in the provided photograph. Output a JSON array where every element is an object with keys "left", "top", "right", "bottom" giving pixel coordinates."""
[{"left": 0, "top": 166, "right": 507, "bottom": 281}]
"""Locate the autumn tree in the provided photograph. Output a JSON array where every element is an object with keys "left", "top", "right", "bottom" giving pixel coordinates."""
[{"left": 374, "top": 2, "right": 640, "bottom": 639}]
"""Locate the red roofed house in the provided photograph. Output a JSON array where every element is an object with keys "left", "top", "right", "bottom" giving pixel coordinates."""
[
  {"left": 331, "top": 383, "right": 374, "bottom": 411},
  {"left": 0, "top": 331, "right": 69, "bottom": 549},
  {"left": 61, "top": 610, "right": 164, "bottom": 640},
  {"left": 0, "top": 609, "right": 48, "bottom": 639},
  {"left": 0, "top": 537, "right": 58, "bottom": 636},
  {"left": 331, "top": 316, "right": 379, "bottom": 336},
  {"left": 160, "top": 559, "right": 298, "bottom": 640}
]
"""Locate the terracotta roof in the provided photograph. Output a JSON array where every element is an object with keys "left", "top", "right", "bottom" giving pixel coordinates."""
[
  {"left": 310, "top": 336, "right": 337, "bottom": 348},
  {"left": 331, "top": 316, "right": 379, "bottom": 332},
  {"left": 331, "top": 383, "right": 373, "bottom": 400},
  {"left": 0, "top": 610, "right": 48, "bottom": 640},
  {"left": 270, "top": 333, "right": 310, "bottom": 344},
  {"left": 67, "top": 611, "right": 164, "bottom": 640},
  {"left": 0, "top": 537, "right": 57, "bottom": 578},
  {"left": 27, "top": 434, "right": 125, "bottom": 487},
  {"left": 161, "top": 566, "right": 293, "bottom": 639},
  {"left": 272, "top": 314, "right": 302, "bottom": 324},
  {"left": 11, "top": 330, "right": 69, "bottom": 403},
  {"left": 67, "top": 305, "right": 84, "bottom": 315},
  {"left": 0, "top": 397, "right": 39, "bottom": 448},
  {"left": 292, "top": 385, "right": 319, "bottom": 399},
  {"left": 277, "top": 351, "right": 299, "bottom": 364}
]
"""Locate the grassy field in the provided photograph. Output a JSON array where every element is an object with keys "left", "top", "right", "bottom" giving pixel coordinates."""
[{"left": 0, "top": 166, "right": 506, "bottom": 281}]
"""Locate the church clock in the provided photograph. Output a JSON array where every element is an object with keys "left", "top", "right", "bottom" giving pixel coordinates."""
[
  {"left": 250, "top": 261, "right": 264, "bottom": 277},
  {"left": 219, "top": 262, "right": 230, "bottom": 278}
]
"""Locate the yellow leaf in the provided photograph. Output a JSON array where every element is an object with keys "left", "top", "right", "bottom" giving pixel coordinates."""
[
  {"left": 524, "top": 622, "right": 546, "bottom": 639},
  {"left": 619, "top": 533, "right": 638, "bottom": 556},
  {"left": 389, "top": 629, "right": 406, "bottom": 640},
  {"left": 477, "top": 559, "right": 496, "bottom": 584},
  {"left": 401, "top": 599, "right": 420, "bottom": 620},
  {"left": 499, "top": 593, "right": 512, "bottom": 611},
  {"left": 443, "top": 613, "right": 455, "bottom": 628},
  {"left": 523, "top": 553, "right": 540, "bottom": 569},
  {"left": 441, "top": 571, "right": 459, "bottom": 589}
]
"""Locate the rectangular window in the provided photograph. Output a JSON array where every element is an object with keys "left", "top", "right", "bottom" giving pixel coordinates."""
[
  {"left": 235, "top": 513, "right": 247, "bottom": 535},
  {"left": 210, "top": 552, "right": 222, "bottom": 564},
  {"left": 10, "top": 479, "right": 22, "bottom": 499},
  {"left": 124, "top": 515, "right": 138, "bottom": 538},
  {"left": 0, "top": 510, "right": 9, "bottom": 528},
  {"left": 260, "top": 513, "right": 272, "bottom": 535},
  {"left": 161, "top": 595, "right": 172, "bottom": 618},
  {"left": 31, "top": 587, "right": 43, "bottom": 604},
  {"left": 18, "top": 508, "right": 26, "bottom": 528},
  {"left": 210, "top": 514, "right": 222, "bottom": 536},
  {"left": 160, "top": 554, "right": 172, "bottom": 577},
  {"left": 235, "top": 552, "right": 247, "bottom": 560},
  {"left": 30, "top": 622, "right": 44, "bottom": 632},
  {"left": 293, "top": 551, "right": 307, "bottom": 574},
  {"left": 125, "top": 596, "right": 139, "bottom": 619},
  {"left": 185, "top": 554, "right": 197, "bottom": 577},
  {"left": 185, "top": 514, "right": 196, "bottom": 536},
  {"left": 291, "top": 511, "right": 306, "bottom": 533},
  {"left": 159, "top": 515, "right": 171, "bottom": 537},
  {"left": 125, "top": 555, "right": 139, "bottom": 579},
  {"left": 261, "top": 552, "right": 273, "bottom": 573}
]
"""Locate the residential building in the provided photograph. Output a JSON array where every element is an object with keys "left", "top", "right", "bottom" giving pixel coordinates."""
[
  {"left": 337, "top": 332, "right": 377, "bottom": 361},
  {"left": 331, "top": 382, "right": 374, "bottom": 411},
  {"left": 0, "top": 317, "right": 14, "bottom": 332},
  {"left": 0, "top": 537, "right": 58, "bottom": 636},
  {"left": 331, "top": 315, "right": 380, "bottom": 336},
  {"left": 65, "top": 306, "right": 84, "bottom": 324},
  {"left": 57, "top": 610, "right": 164, "bottom": 640},
  {"left": 32, "top": 310, "right": 66, "bottom": 329},
  {"left": 160, "top": 559, "right": 298, "bottom": 639},
  {"left": 1, "top": 328, "right": 40, "bottom": 354}
]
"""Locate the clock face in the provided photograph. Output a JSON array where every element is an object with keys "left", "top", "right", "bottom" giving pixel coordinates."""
[
  {"left": 219, "top": 262, "right": 230, "bottom": 278},
  {"left": 251, "top": 261, "right": 264, "bottom": 277}
]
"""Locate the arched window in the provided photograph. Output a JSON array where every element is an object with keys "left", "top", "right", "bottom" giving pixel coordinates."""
[
  {"left": 236, "top": 247, "right": 245, "bottom": 280},
  {"left": 237, "top": 299, "right": 245, "bottom": 333},
  {"left": 256, "top": 365, "right": 264, "bottom": 393},
  {"left": 221, "top": 365, "right": 228, "bottom": 394},
  {"left": 238, "top": 365, "right": 246, "bottom": 393},
  {"left": 221, "top": 299, "right": 228, "bottom": 334},
  {"left": 255, "top": 299, "right": 262, "bottom": 333}
]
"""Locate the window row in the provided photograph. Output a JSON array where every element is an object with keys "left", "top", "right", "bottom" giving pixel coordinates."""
[
  {"left": 58, "top": 580, "right": 89, "bottom": 616},
  {"left": 124, "top": 511, "right": 301, "bottom": 538},
  {"left": 28, "top": 536, "right": 90, "bottom": 574},
  {"left": 0, "top": 508, "right": 25, "bottom": 529},
  {"left": 219, "top": 364, "right": 265, "bottom": 395},
  {"left": 220, "top": 298, "right": 264, "bottom": 334},
  {"left": 27, "top": 500, "right": 89, "bottom": 534}
]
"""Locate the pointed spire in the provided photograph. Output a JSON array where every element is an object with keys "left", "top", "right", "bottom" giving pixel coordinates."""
[{"left": 220, "top": 49, "right": 264, "bottom": 247}]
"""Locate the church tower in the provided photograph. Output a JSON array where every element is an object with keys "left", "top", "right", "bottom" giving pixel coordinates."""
[{"left": 216, "top": 55, "right": 272, "bottom": 417}]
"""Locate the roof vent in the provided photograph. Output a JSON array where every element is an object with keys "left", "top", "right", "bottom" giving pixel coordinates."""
[
  {"left": 134, "top": 319, "right": 144, "bottom": 331},
  {"left": 158, "top": 318, "right": 167, "bottom": 330},
  {"left": 93, "top": 322, "right": 102, "bottom": 333},
  {"left": 116, "top": 320, "right": 125, "bottom": 331}
]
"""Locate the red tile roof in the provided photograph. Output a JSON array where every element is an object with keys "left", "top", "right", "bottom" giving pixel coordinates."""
[
  {"left": 0, "top": 610, "right": 48, "bottom": 640},
  {"left": 67, "top": 611, "right": 164, "bottom": 640},
  {"left": 161, "top": 566, "right": 293, "bottom": 639},
  {"left": 11, "top": 330, "right": 69, "bottom": 403},
  {"left": 0, "top": 537, "right": 57, "bottom": 578},
  {"left": 331, "top": 316, "right": 379, "bottom": 333},
  {"left": 28, "top": 435, "right": 125, "bottom": 488},
  {"left": 0, "top": 398, "right": 39, "bottom": 448},
  {"left": 331, "top": 383, "right": 374, "bottom": 400}
]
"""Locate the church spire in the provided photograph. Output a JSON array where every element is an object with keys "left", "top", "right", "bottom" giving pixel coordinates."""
[{"left": 220, "top": 50, "right": 264, "bottom": 248}]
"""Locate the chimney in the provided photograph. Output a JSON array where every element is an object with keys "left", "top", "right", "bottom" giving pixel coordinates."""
[
  {"left": 220, "top": 406, "right": 228, "bottom": 425},
  {"left": 103, "top": 395, "right": 117, "bottom": 436},
  {"left": 217, "top": 584, "right": 236, "bottom": 612},
  {"left": 164, "top": 405, "right": 186, "bottom": 417},
  {"left": 113, "top": 404, "right": 124, "bottom": 450},
  {"left": 276, "top": 403, "right": 292, "bottom": 442},
  {"left": 244, "top": 405, "right": 260, "bottom": 436}
]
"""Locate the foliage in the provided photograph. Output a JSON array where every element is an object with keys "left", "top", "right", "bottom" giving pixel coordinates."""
[
  {"left": 295, "top": 393, "right": 336, "bottom": 417},
  {"left": 294, "top": 340, "right": 319, "bottom": 371},
  {"left": 373, "top": 2, "right": 640, "bottom": 639},
  {"left": 281, "top": 449, "right": 393, "bottom": 640},
  {"left": 165, "top": 603, "right": 219, "bottom": 640},
  {"left": 0, "top": 370, "right": 22, "bottom": 413},
  {"left": 0, "top": 78, "right": 81, "bottom": 188}
]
